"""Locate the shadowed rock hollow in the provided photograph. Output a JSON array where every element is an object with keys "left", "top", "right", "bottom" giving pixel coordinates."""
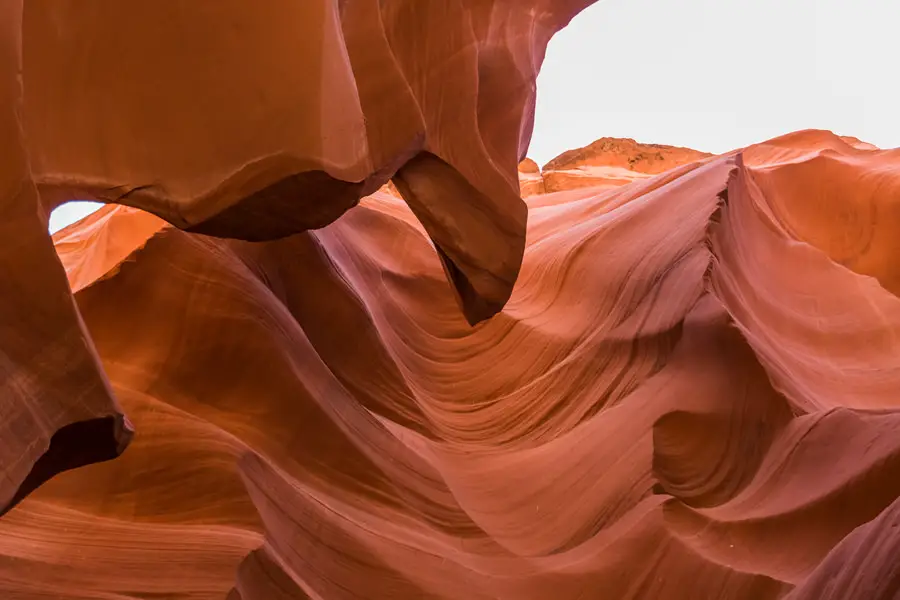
[{"left": 2, "top": 2, "right": 900, "bottom": 599}]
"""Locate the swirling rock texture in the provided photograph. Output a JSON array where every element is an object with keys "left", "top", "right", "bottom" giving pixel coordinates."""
[
  {"left": 2, "top": 4, "right": 900, "bottom": 600},
  {"left": 0, "top": 0, "right": 593, "bottom": 522},
  {"left": 2, "top": 128, "right": 897, "bottom": 599}
]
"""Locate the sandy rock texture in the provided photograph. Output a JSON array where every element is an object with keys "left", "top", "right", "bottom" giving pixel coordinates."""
[
  {"left": 0, "top": 129, "right": 895, "bottom": 599},
  {"left": 0, "top": 0, "right": 595, "bottom": 522},
  {"left": 2, "top": 3, "right": 900, "bottom": 599},
  {"left": 518, "top": 138, "right": 714, "bottom": 196}
]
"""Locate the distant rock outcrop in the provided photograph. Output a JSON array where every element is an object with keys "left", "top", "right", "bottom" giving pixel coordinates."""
[
  {"left": 520, "top": 137, "right": 714, "bottom": 195},
  {"left": 518, "top": 158, "right": 547, "bottom": 196}
]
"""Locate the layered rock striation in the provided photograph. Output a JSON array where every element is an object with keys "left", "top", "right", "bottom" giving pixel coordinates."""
[
  {"left": 0, "top": 0, "right": 596, "bottom": 523},
  {"left": 0, "top": 129, "right": 896, "bottom": 599},
  {"left": 1, "top": 3, "right": 899, "bottom": 598}
]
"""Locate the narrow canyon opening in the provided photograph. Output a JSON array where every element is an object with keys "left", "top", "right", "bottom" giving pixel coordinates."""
[{"left": 48, "top": 200, "right": 103, "bottom": 234}]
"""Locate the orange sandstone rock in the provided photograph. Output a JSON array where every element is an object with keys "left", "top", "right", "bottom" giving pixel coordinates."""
[
  {"left": 0, "top": 0, "right": 597, "bottom": 521},
  {"left": 0, "top": 129, "right": 894, "bottom": 598},
  {"left": 1, "top": 3, "right": 899, "bottom": 599}
]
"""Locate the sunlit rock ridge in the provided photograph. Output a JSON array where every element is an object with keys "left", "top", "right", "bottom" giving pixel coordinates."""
[{"left": 2, "top": 2, "right": 900, "bottom": 598}]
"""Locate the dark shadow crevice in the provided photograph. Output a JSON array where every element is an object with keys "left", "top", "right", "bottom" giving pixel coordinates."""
[
  {"left": 391, "top": 151, "right": 527, "bottom": 325},
  {"left": 1, "top": 414, "right": 133, "bottom": 516}
]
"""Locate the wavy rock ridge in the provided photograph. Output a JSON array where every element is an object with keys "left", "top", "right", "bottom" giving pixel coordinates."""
[
  {"left": 2, "top": 3, "right": 900, "bottom": 599},
  {"left": 0, "top": 0, "right": 595, "bottom": 525},
  {"left": 0, "top": 129, "right": 896, "bottom": 599}
]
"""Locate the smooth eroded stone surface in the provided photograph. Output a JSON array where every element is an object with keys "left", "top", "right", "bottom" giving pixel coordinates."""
[
  {"left": 1, "top": 129, "right": 898, "bottom": 598},
  {"left": 0, "top": 0, "right": 130, "bottom": 517},
  {"left": 21, "top": 0, "right": 598, "bottom": 323},
  {"left": 0, "top": 0, "right": 596, "bottom": 546}
]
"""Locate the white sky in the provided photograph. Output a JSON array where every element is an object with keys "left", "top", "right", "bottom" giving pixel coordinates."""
[
  {"left": 530, "top": 0, "right": 898, "bottom": 165},
  {"left": 50, "top": 0, "right": 898, "bottom": 233},
  {"left": 49, "top": 201, "right": 103, "bottom": 233}
]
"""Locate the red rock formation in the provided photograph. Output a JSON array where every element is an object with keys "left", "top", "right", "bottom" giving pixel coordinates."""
[
  {"left": 0, "top": 0, "right": 598, "bottom": 527},
  {"left": 2, "top": 3, "right": 900, "bottom": 598},
  {"left": 518, "top": 158, "right": 546, "bottom": 196},
  {"left": 542, "top": 137, "right": 714, "bottom": 193},
  {"left": 517, "top": 137, "right": 714, "bottom": 196},
  {"left": 544, "top": 137, "right": 713, "bottom": 172},
  {"left": 0, "top": 0, "right": 131, "bottom": 516},
  {"left": 0, "top": 129, "right": 895, "bottom": 599},
  {"left": 23, "top": 0, "right": 589, "bottom": 325}
]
